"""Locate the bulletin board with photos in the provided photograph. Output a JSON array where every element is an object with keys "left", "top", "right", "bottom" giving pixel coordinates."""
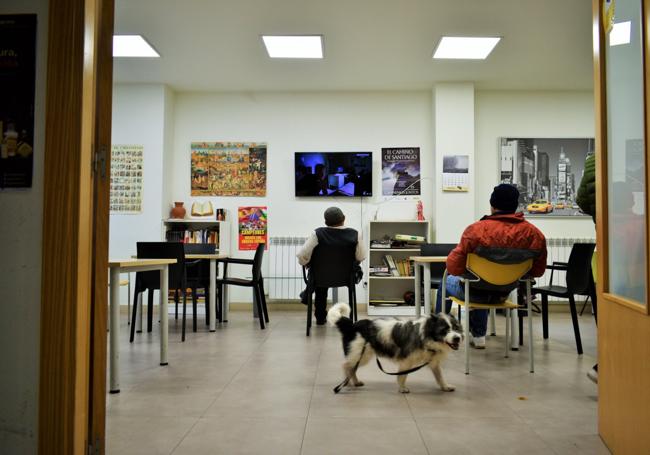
[{"left": 110, "top": 145, "right": 144, "bottom": 214}]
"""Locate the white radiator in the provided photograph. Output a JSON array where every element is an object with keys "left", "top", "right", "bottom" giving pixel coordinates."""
[
  {"left": 268, "top": 236, "right": 308, "bottom": 300},
  {"left": 537, "top": 237, "right": 596, "bottom": 289}
]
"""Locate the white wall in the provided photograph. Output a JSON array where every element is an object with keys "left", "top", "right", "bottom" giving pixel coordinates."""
[
  {"left": 110, "top": 84, "right": 170, "bottom": 259},
  {"left": 474, "top": 90, "right": 596, "bottom": 239},
  {"left": 171, "top": 91, "right": 434, "bottom": 301},
  {"left": 0, "top": 2, "right": 47, "bottom": 453}
]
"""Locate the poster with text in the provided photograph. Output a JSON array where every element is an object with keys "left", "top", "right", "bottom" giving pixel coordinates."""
[
  {"left": 0, "top": 15, "right": 37, "bottom": 189},
  {"left": 110, "top": 145, "right": 144, "bottom": 213},
  {"left": 381, "top": 147, "right": 420, "bottom": 196},
  {"left": 238, "top": 206, "right": 268, "bottom": 250},
  {"left": 191, "top": 142, "right": 267, "bottom": 196}
]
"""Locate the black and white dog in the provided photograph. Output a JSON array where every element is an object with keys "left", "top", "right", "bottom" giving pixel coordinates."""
[{"left": 327, "top": 302, "right": 463, "bottom": 393}]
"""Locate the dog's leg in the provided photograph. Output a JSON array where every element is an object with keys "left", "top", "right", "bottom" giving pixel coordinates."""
[
  {"left": 343, "top": 340, "right": 369, "bottom": 387},
  {"left": 430, "top": 363, "right": 455, "bottom": 392},
  {"left": 397, "top": 362, "right": 410, "bottom": 393},
  {"left": 343, "top": 363, "right": 364, "bottom": 387}
]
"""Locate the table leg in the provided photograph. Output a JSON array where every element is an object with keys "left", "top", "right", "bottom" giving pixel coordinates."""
[
  {"left": 159, "top": 266, "right": 169, "bottom": 366},
  {"left": 223, "top": 284, "right": 229, "bottom": 322},
  {"left": 414, "top": 263, "right": 421, "bottom": 317},
  {"left": 109, "top": 267, "right": 121, "bottom": 393},
  {"left": 209, "top": 259, "right": 216, "bottom": 332},
  {"left": 136, "top": 292, "right": 143, "bottom": 333},
  {"left": 423, "top": 263, "right": 432, "bottom": 316}
]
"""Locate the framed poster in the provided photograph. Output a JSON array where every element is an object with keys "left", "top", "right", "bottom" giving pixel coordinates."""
[
  {"left": 191, "top": 142, "right": 267, "bottom": 196},
  {"left": 442, "top": 155, "right": 469, "bottom": 191},
  {"left": 381, "top": 147, "right": 420, "bottom": 196},
  {"left": 110, "top": 145, "right": 143, "bottom": 214},
  {"left": 499, "top": 137, "right": 594, "bottom": 216},
  {"left": 0, "top": 15, "right": 37, "bottom": 189},
  {"left": 238, "top": 206, "right": 268, "bottom": 250}
]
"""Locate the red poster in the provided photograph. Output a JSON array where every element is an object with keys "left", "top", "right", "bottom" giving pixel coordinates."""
[{"left": 238, "top": 206, "right": 268, "bottom": 250}]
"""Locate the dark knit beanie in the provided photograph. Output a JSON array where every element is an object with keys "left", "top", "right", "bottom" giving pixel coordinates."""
[
  {"left": 489, "top": 184, "right": 520, "bottom": 213},
  {"left": 324, "top": 207, "right": 345, "bottom": 226}
]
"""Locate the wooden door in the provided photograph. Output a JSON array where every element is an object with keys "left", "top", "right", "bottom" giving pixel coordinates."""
[
  {"left": 593, "top": 0, "right": 650, "bottom": 452},
  {"left": 38, "top": 0, "right": 113, "bottom": 453}
]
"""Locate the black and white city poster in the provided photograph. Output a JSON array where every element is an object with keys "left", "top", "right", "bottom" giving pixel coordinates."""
[
  {"left": 0, "top": 15, "right": 37, "bottom": 189},
  {"left": 498, "top": 138, "right": 594, "bottom": 217},
  {"left": 381, "top": 147, "right": 421, "bottom": 196}
]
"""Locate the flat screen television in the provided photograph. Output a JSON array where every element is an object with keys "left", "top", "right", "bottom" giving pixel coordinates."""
[{"left": 295, "top": 152, "right": 373, "bottom": 197}]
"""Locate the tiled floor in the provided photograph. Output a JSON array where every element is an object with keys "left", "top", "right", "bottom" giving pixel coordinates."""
[{"left": 107, "top": 308, "right": 609, "bottom": 454}]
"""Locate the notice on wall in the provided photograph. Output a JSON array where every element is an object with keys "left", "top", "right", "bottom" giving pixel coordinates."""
[
  {"left": 110, "top": 145, "right": 144, "bottom": 214},
  {"left": 381, "top": 147, "right": 421, "bottom": 196},
  {"left": 238, "top": 206, "right": 268, "bottom": 250},
  {"left": 191, "top": 142, "right": 267, "bottom": 197},
  {"left": 0, "top": 15, "right": 37, "bottom": 190},
  {"left": 442, "top": 155, "right": 469, "bottom": 192}
]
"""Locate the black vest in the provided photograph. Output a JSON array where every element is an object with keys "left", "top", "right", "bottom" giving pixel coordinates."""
[{"left": 315, "top": 227, "right": 358, "bottom": 249}]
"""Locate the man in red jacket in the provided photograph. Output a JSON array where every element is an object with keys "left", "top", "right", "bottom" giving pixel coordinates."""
[{"left": 437, "top": 184, "right": 547, "bottom": 348}]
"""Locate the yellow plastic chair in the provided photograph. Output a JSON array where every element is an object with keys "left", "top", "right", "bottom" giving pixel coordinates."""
[{"left": 446, "top": 253, "right": 535, "bottom": 374}]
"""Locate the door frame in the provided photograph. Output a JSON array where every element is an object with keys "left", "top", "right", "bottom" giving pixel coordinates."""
[{"left": 38, "top": 0, "right": 113, "bottom": 453}]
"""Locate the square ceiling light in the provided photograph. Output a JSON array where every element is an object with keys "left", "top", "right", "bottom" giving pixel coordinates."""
[
  {"left": 113, "top": 35, "right": 160, "bottom": 57},
  {"left": 262, "top": 35, "right": 323, "bottom": 59},
  {"left": 433, "top": 36, "right": 501, "bottom": 60},
  {"left": 609, "top": 21, "right": 631, "bottom": 46}
]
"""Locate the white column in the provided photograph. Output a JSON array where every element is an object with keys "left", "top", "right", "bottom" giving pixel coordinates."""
[{"left": 433, "top": 83, "right": 476, "bottom": 242}]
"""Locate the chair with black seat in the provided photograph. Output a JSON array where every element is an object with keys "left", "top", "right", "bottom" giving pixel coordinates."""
[
  {"left": 301, "top": 242, "right": 358, "bottom": 336},
  {"left": 130, "top": 242, "right": 193, "bottom": 342},
  {"left": 532, "top": 242, "right": 596, "bottom": 355},
  {"left": 419, "top": 243, "right": 456, "bottom": 310},
  {"left": 215, "top": 243, "right": 268, "bottom": 329},
  {"left": 184, "top": 243, "right": 218, "bottom": 330}
]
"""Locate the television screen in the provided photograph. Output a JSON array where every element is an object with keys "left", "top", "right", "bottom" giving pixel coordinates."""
[{"left": 295, "top": 152, "right": 373, "bottom": 197}]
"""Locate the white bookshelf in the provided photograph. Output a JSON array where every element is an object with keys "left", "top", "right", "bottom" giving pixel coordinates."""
[
  {"left": 162, "top": 219, "right": 231, "bottom": 255},
  {"left": 366, "top": 220, "right": 430, "bottom": 316}
]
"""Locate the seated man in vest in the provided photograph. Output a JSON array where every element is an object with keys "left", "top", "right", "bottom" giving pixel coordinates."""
[
  {"left": 297, "top": 207, "right": 367, "bottom": 325},
  {"left": 437, "top": 184, "right": 547, "bottom": 348}
]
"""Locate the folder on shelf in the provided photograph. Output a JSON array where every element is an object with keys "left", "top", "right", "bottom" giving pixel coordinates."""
[
  {"left": 394, "top": 233, "right": 425, "bottom": 243},
  {"left": 383, "top": 255, "right": 400, "bottom": 276}
]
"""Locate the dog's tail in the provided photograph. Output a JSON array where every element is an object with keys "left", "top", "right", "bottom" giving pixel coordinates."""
[{"left": 327, "top": 302, "right": 353, "bottom": 330}]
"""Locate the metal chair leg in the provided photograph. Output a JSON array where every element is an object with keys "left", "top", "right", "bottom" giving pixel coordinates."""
[
  {"left": 489, "top": 308, "right": 496, "bottom": 336},
  {"left": 464, "top": 281, "right": 470, "bottom": 375},
  {"left": 504, "top": 308, "right": 510, "bottom": 358},
  {"left": 527, "top": 282, "right": 534, "bottom": 373}
]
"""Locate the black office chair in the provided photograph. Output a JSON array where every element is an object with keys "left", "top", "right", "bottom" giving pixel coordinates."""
[
  {"left": 420, "top": 243, "right": 456, "bottom": 309},
  {"left": 532, "top": 242, "right": 596, "bottom": 355},
  {"left": 130, "top": 242, "right": 196, "bottom": 342},
  {"left": 215, "top": 243, "right": 268, "bottom": 329},
  {"left": 301, "top": 243, "right": 358, "bottom": 336},
  {"left": 184, "top": 243, "right": 219, "bottom": 330}
]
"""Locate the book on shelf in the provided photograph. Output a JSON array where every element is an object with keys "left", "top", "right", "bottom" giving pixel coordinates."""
[
  {"left": 394, "top": 233, "right": 425, "bottom": 243},
  {"left": 191, "top": 201, "right": 214, "bottom": 217},
  {"left": 166, "top": 228, "right": 219, "bottom": 244},
  {"left": 383, "top": 255, "right": 400, "bottom": 277},
  {"left": 369, "top": 266, "right": 391, "bottom": 276}
]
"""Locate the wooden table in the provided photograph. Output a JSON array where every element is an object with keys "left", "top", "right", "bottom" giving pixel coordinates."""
[
  {"left": 411, "top": 256, "right": 447, "bottom": 317},
  {"left": 108, "top": 258, "right": 176, "bottom": 393},
  {"left": 185, "top": 253, "right": 229, "bottom": 328}
]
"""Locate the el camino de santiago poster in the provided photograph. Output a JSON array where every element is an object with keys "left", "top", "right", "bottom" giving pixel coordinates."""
[
  {"left": 381, "top": 147, "right": 421, "bottom": 196},
  {"left": 191, "top": 142, "right": 267, "bottom": 196},
  {"left": 238, "top": 206, "right": 268, "bottom": 250},
  {"left": 0, "top": 15, "right": 37, "bottom": 189}
]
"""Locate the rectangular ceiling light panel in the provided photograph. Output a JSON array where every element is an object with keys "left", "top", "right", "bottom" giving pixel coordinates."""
[
  {"left": 433, "top": 36, "right": 501, "bottom": 59},
  {"left": 262, "top": 35, "right": 323, "bottom": 58},
  {"left": 113, "top": 35, "right": 160, "bottom": 57}
]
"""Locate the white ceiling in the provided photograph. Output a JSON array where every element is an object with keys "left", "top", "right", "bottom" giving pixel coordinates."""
[{"left": 113, "top": 0, "right": 594, "bottom": 92}]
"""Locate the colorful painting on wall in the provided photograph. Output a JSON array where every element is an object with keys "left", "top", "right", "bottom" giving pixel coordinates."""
[
  {"left": 0, "top": 15, "right": 37, "bottom": 189},
  {"left": 191, "top": 142, "right": 267, "bottom": 196},
  {"left": 498, "top": 137, "right": 594, "bottom": 217},
  {"left": 381, "top": 147, "right": 420, "bottom": 196},
  {"left": 238, "top": 206, "right": 268, "bottom": 251},
  {"left": 110, "top": 145, "right": 144, "bottom": 214}
]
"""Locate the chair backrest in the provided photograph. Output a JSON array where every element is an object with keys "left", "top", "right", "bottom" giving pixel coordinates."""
[
  {"left": 183, "top": 243, "right": 217, "bottom": 255},
  {"left": 308, "top": 243, "right": 356, "bottom": 288},
  {"left": 420, "top": 243, "right": 456, "bottom": 278},
  {"left": 137, "top": 242, "right": 186, "bottom": 289},
  {"left": 251, "top": 243, "right": 265, "bottom": 281},
  {"left": 566, "top": 243, "right": 596, "bottom": 294},
  {"left": 466, "top": 249, "right": 534, "bottom": 293}
]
